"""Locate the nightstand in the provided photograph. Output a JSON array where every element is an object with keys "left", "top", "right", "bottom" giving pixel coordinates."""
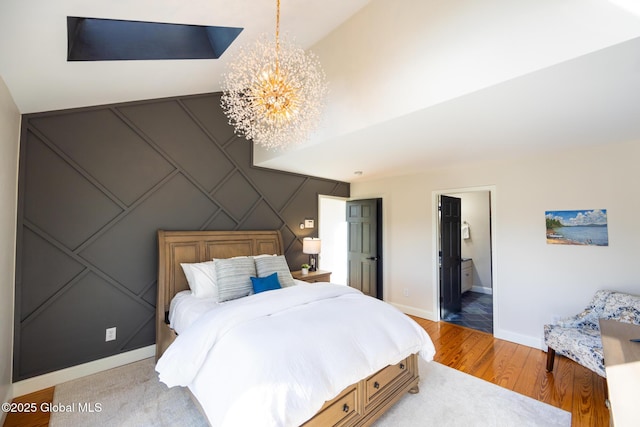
[{"left": 291, "top": 269, "right": 332, "bottom": 283}]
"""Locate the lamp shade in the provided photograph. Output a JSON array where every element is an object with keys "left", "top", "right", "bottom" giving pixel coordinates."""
[{"left": 302, "top": 237, "right": 321, "bottom": 254}]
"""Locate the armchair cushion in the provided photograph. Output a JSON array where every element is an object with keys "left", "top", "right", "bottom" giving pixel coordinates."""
[{"left": 544, "top": 323, "right": 605, "bottom": 377}]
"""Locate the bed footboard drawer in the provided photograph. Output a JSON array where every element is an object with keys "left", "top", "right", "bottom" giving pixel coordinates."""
[
  {"left": 364, "top": 356, "right": 416, "bottom": 408},
  {"left": 303, "top": 386, "right": 360, "bottom": 427}
]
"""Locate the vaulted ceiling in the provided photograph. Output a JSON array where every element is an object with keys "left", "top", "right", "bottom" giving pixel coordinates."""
[{"left": 2, "top": 0, "right": 640, "bottom": 182}]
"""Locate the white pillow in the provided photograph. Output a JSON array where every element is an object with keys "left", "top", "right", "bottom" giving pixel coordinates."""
[
  {"left": 253, "top": 254, "right": 276, "bottom": 259},
  {"left": 180, "top": 261, "right": 218, "bottom": 300},
  {"left": 254, "top": 255, "right": 296, "bottom": 288},
  {"left": 215, "top": 257, "right": 256, "bottom": 302}
]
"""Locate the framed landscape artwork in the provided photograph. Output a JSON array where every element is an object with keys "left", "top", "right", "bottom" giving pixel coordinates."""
[{"left": 545, "top": 209, "right": 608, "bottom": 246}]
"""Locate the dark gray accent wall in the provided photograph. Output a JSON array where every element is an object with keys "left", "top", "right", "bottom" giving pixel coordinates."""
[{"left": 14, "top": 93, "right": 349, "bottom": 381}]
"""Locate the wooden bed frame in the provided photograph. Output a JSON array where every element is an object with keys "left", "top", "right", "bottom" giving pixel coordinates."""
[
  {"left": 155, "top": 229, "right": 285, "bottom": 358},
  {"left": 156, "top": 229, "right": 420, "bottom": 427}
]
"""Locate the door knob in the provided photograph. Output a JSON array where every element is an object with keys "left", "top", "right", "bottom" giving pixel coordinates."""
[{"left": 366, "top": 256, "right": 379, "bottom": 261}]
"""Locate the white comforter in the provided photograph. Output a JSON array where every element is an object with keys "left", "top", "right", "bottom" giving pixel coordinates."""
[{"left": 156, "top": 283, "right": 435, "bottom": 427}]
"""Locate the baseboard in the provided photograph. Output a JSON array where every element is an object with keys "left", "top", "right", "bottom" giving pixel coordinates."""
[
  {"left": 393, "top": 302, "right": 543, "bottom": 351},
  {"left": 494, "top": 329, "right": 543, "bottom": 350},
  {"left": 389, "top": 302, "right": 437, "bottom": 321},
  {"left": 12, "top": 345, "right": 155, "bottom": 398},
  {"left": 470, "top": 286, "right": 493, "bottom": 295}
]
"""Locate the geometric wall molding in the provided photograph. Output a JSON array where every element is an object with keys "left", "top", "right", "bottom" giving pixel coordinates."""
[{"left": 14, "top": 92, "right": 349, "bottom": 380}]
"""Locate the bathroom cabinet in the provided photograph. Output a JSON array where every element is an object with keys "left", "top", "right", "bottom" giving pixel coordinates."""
[{"left": 461, "top": 259, "right": 473, "bottom": 293}]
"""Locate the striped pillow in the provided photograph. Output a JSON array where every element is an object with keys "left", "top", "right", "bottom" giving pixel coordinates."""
[
  {"left": 255, "top": 255, "right": 296, "bottom": 288},
  {"left": 215, "top": 257, "right": 256, "bottom": 302}
]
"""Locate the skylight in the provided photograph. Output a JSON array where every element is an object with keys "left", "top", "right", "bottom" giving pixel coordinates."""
[{"left": 67, "top": 17, "right": 243, "bottom": 61}]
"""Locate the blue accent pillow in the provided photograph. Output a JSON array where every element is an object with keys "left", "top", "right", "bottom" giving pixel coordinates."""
[{"left": 250, "top": 272, "right": 282, "bottom": 294}]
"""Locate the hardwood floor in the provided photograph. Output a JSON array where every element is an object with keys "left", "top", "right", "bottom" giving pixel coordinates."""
[
  {"left": 411, "top": 317, "right": 609, "bottom": 427},
  {"left": 3, "top": 318, "right": 608, "bottom": 427},
  {"left": 2, "top": 387, "right": 53, "bottom": 427}
]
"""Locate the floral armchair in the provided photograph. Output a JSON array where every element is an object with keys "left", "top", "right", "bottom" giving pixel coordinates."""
[{"left": 543, "top": 290, "right": 640, "bottom": 377}]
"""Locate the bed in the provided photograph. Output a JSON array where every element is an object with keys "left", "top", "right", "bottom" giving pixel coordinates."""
[{"left": 154, "top": 230, "right": 435, "bottom": 427}]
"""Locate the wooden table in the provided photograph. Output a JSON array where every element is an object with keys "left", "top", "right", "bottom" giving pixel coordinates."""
[
  {"left": 599, "top": 319, "right": 640, "bottom": 427},
  {"left": 291, "top": 269, "right": 332, "bottom": 283}
]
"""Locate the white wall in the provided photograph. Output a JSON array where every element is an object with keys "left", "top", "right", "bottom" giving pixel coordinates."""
[
  {"left": 0, "top": 75, "right": 20, "bottom": 417},
  {"left": 351, "top": 139, "right": 640, "bottom": 349},
  {"left": 311, "top": 0, "right": 640, "bottom": 145}
]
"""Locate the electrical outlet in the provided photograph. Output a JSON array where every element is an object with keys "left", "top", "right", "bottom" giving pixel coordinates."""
[
  {"left": 403, "top": 288, "right": 409, "bottom": 297},
  {"left": 105, "top": 327, "right": 116, "bottom": 342}
]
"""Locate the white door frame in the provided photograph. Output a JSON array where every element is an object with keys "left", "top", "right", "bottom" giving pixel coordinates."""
[{"left": 431, "top": 185, "right": 498, "bottom": 330}]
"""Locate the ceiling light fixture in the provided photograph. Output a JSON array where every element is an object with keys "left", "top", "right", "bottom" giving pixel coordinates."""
[{"left": 221, "top": 0, "right": 328, "bottom": 150}]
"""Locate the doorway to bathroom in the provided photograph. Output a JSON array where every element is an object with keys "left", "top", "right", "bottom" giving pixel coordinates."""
[{"left": 436, "top": 188, "right": 494, "bottom": 334}]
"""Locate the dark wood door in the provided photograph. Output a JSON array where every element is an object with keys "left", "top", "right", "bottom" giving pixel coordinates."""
[
  {"left": 347, "top": 199, "right": 381, "bottom": 299},
  {"left": 440, "top": 195, "right": 462, "bottom": 319}
]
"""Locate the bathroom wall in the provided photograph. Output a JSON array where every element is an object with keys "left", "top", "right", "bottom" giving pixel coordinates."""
[{"left": 459, "top": 191, "right": 492, "bottom": 291}]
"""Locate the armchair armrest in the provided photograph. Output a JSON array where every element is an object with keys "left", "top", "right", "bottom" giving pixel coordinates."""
[{"left": 554, "top": 309, "right": 599, "bottom": 330}]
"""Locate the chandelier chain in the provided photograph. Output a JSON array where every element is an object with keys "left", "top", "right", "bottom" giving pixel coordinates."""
[{"left": 275, "top": 0, "right": 281, "bottom": 71}]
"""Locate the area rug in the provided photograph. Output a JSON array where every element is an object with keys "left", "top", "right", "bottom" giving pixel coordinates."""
[
  {"left": 376, "top": 359, "right": 570, "bottom": 426},
  {"left": 50, "top": 357, "right": 570, "bottom": 426}
]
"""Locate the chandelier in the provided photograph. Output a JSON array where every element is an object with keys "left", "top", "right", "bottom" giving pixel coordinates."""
[{"left": 221, "top": 0, "right": 328, "bottom": 150}]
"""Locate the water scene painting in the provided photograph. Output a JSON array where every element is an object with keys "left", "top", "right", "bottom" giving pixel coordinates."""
[{"left": 545, "top": 209, "right": 608, "bottom": 246}]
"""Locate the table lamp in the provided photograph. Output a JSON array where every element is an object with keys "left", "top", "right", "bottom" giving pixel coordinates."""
[{"left": 302, "top": 237, "right": 321, "bottom": 272}]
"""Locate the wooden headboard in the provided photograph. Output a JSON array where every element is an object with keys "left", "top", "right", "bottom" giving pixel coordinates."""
[{"left": 155, "top": 230, "right": 284, "bottom": 359}]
